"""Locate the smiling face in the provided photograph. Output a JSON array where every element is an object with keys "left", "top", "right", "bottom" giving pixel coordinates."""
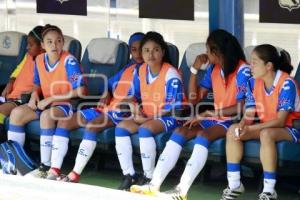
[
  {"left": 250, "top": 51, "right": 270, "bottom": 78},
  {"left": 41, "top": 30, "right": 64, "bottom": 60},
  {"left": 142, "top": 40, "right": 164, "bottom": 68}
]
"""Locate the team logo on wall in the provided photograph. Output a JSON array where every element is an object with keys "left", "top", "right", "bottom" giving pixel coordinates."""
[
  {"left": 36, "top": 0, "right": 87, "bottom": 16},
  {"left": 260, "top": 0, "right": 300, "bottom": 24},
  {"left": 2, "top": 36, "right": 11, "bottom": 49},
  {"left": 279, "top": 0, "right": 300, "bottom": 11},
  {"left": 56, "top": 0, "right": 69, "bottom": 4}
]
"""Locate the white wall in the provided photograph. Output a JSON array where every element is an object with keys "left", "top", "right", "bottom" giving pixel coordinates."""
[{"left": 0, "top": 0, "right": 299, "bottom": 72}]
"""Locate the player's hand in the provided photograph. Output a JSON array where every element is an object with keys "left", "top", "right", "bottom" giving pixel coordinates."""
[
  {"left": 204, "top": 110, "right": 219, "bottom": 118},
  {"left": 27, "top": 100, "right": 37, "bottom": 110},
  {"left": 239, "top": 119, "right": 246, "bottom": 130},
  {"left": 235, "top": 121, "right": 251, "bottom": 141},
  {"left": 192, "top": 54, "right": 209, "bottom": 70},
  {"left": 27, "top": 92, "right": 39, "bottom": 110},
  {"left": 134, "top": 114, "right": 150, "bottom": 124},
  {"left": 37, "top": 97, "right": 53, "bottom": 110},
  {"left": 183, "top": 113, "right": 206, "bottom": 129}
]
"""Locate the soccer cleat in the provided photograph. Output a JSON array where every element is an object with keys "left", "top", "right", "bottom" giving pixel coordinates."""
[
  {"left": 46, "top": 168, "right": 61, "bottom": 181},
  {"left": 0, "top": 124, "right": 4, "bottom": 135},
  {"left": 24, "top": 163, "right": 50, "bottom": 179},
  {"left": 220, "top": 183, "right": 245, "bottom": 200},
  {"left": 258, "top": 191, "right": 277, "bottom": 200},
  {"left": 136, "top": 175, "right": 151, "bottom": 185},
  {"left": 160, "top": 187, "right": 188, "bottom": 200},
  {"left": 130, "top": 183, "right": 159, "bottom": 196},
  {"left": 118, "top": 174, "right": 138, "bottom": 191},
  {"left": 59, "top": 171, "right": 80, "bottom": 183}
]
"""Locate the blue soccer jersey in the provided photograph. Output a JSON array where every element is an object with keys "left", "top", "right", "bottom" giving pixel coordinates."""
[{"left": 33, "top": 53, "right": 84, "bottom": 89}]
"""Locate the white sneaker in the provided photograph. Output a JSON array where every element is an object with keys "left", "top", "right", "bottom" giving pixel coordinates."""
[
  {"left": 258, "top": 191, "right": 277, "bottom": 200},
  {"left": 46, "top": 170, "right": 60, "bottom": 181},
  {"left": 160, "top": 187, "right": 188, "bottom": 200},
  {"left": 220, "top": 183, "right": 245, "bottom": 200},
  {"left": 24, "top": 164, "right": 50, "bottom": 179}
]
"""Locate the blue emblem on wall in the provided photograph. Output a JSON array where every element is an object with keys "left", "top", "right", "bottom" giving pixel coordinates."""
[{"left": 2, "top": 36, "right": 12, "bottom": 49}]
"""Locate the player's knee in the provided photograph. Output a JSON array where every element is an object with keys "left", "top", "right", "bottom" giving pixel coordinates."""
[
  {"left": 10, "top": 106, "right": 28, "bottom": 123},
  {"left": 140, "top": 123, "right": 156, "bottom": 133},
  {"left": 173, "top": 126, "right": 190, "bottom": 137},
  {"left": 85, "top": 121, "right": 102, "bottom": 133},
  {"left": 116, "top": 121, "right": 126, "bottom": 129},
  {"left": 116, "top": 122, "right": 134, "bottom": 134},
  {"left": 260, "top": 128, "right": 274, "bottom": 144},
  {"left": 57, "top": 119, "right": 72, "bottom": 130},
  {"left": 40, "top": 109, "right": 52, "bottom": 122}
]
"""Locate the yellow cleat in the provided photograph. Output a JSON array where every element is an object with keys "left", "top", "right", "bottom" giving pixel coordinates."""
[{"left": 130, "top": 183, "right": 159, "bottom": 196}]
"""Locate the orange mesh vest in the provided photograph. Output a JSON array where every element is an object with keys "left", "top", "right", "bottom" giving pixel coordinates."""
[
  {"left": 253, "top": 71, "right": 300, "bottom": 126},
  {"left": 97, "top": 64, "right": 136, "bottom": 112},
  {"left": 212, "top": 60, "right": 245, "bottom": 110},
  {"left": 139, "top": 62, "right": 171, "bottom": 117},
  {"left": 7, "top": 54, "right": 35, "bottom": 99},
  {"left": 210, "top": 60, "right": 246, "bottom": 121},
  {"left": 35, "top": 51, "right": 72, "bottom": 100}
]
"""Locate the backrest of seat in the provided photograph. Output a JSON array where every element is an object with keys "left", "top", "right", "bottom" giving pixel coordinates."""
[
  {"left": 0, "top": 31, "right": 27, "bottom": 85},
  {"left": 63, "top": 35, "right": 82, "bottom": 61},
  {"left": 166, "top": 42, "right": 179, "bottom": 68},
  {"left": 244, "top": 45, "right": 255, "bottom": 64},
  {"left": 179, "top": 43, "right": 207, "bottom": 94},
  {"left": 294, "top": 62, "right": 300, "bottom": 86},
  {"left": 81, "top": 38, "right": 129, "bottom": 96}
]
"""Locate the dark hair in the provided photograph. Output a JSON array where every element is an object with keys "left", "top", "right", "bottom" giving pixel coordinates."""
[
  {"left": 41, "top": 24, "right": 64, "bottom": 41},
  {"left": 28, "top": 25, "right": 43, "bottom": 44},
  {"left": 253, "top": 44, "right": 293, "bottom": 74},
  {"left": 206, "top": 29, "right": 246, "bottom": 78},
  {"left": 140, "top": 31, "right": 171, "bottom": 64}
]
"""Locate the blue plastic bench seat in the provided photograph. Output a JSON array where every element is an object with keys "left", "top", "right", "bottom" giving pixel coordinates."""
[
  {"left": 183, "top": 137, "right": 226, "bottom": 157},
  {"left": 244, "top": 140, "right": 300, "bottom": 162},
  {"left": 70, "top": 127, "right": 115, "bottom": 145}
]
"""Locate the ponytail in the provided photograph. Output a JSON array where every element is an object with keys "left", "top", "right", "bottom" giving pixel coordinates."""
[{"left": 278, "top": 49, "right": 293, "bottom": 74}]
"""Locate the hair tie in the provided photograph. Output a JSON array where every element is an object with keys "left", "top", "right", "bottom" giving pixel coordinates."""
[{"left": 31, "top": 30, "right": 42, "bottom": 42}]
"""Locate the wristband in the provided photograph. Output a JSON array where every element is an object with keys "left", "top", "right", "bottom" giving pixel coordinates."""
[{"left": 190, "top": 66, "right": 198, "bottom": 75}]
